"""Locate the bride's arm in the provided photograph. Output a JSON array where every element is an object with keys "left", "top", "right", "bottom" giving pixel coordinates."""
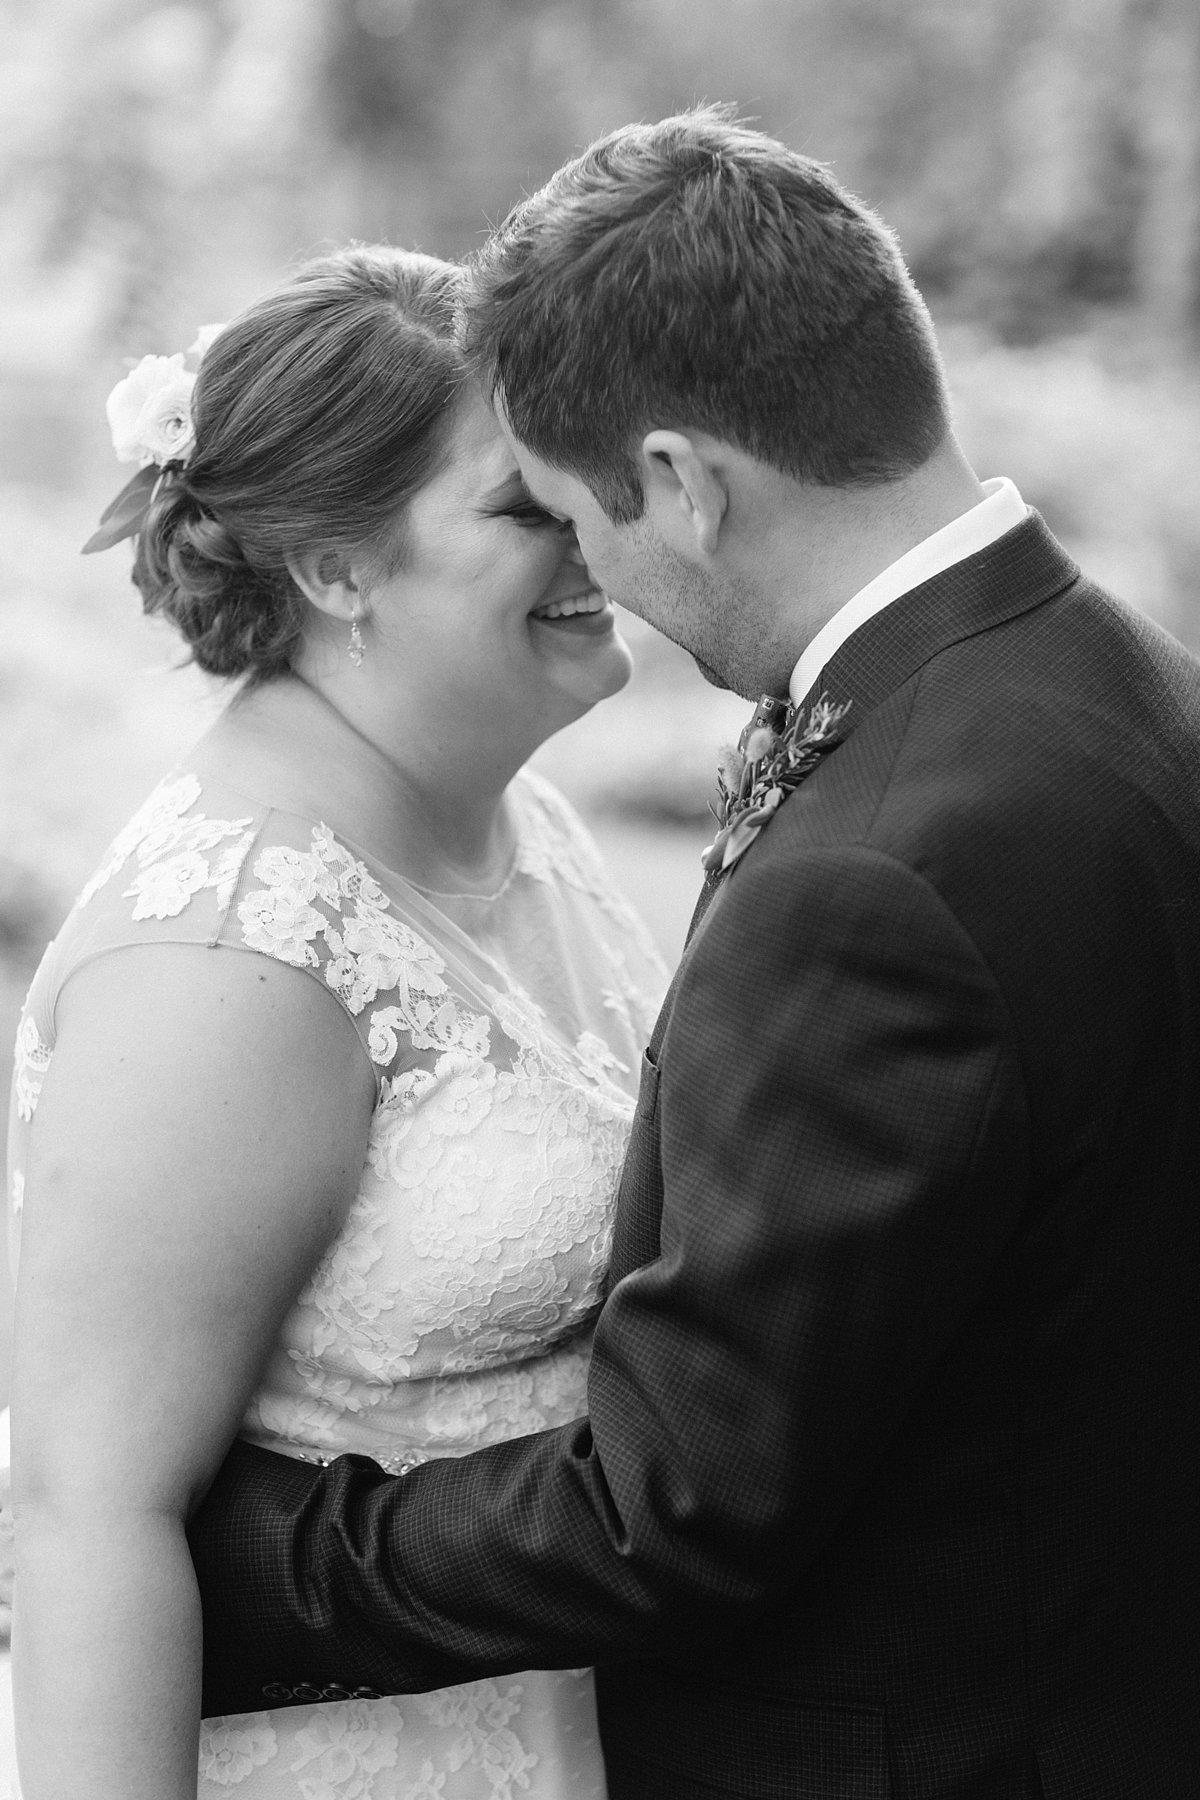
[{"left": 11, "top": 943, "right": 374, "bottom": 1800}]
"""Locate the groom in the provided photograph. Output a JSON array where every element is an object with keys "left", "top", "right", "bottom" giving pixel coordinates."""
[{"left": 189, "top": 111, "right": 1200, "bottom": 1796}]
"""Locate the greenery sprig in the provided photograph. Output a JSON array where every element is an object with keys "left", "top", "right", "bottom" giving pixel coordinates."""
[{"left": 701, "top": 693, "right": 850, "bottom": 874}]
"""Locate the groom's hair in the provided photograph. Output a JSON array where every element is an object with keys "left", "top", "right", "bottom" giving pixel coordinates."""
[{"left": 463, "top": 106, "right": 950, "bottom": 523}]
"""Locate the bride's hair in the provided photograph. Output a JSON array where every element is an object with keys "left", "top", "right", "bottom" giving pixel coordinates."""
[{"left": 134, "top": 246, "right": 466, "bottom": 682}]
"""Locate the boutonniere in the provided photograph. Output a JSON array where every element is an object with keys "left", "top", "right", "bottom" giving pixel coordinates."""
[{"left": 701, "top": 692, "right": 851, "bottom": 874}]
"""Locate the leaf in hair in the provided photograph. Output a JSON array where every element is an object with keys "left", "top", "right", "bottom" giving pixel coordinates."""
[{"left": 81, "top": 464, "right": 160, "bottom": 555}]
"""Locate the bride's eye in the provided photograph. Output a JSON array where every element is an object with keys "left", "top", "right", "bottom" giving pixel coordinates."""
[{"left": 496, "top": 500, "right": 572, "bottom": 532}]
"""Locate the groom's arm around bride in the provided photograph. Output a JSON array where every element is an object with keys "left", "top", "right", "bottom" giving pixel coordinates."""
[{"left": 189, "top": 110, "right": 1200, "bottom": 1800}]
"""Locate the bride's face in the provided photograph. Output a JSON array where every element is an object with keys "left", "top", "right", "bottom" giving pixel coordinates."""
[{"left": 367, "top": 389, "right": 632, "bottom": 742}]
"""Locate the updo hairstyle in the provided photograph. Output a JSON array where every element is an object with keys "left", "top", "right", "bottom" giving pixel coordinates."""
[{"left": 133, "top": 246, "right": 467, "bottom": 682}]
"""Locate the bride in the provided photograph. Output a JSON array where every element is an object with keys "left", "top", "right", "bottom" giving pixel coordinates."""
[{"left": 3, "top": 245, "right": 665, "bottom": 1798}]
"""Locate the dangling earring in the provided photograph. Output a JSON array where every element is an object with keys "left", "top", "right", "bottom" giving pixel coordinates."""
[{"left": 347, "top": 613, "right": 365, "bottom": 667}]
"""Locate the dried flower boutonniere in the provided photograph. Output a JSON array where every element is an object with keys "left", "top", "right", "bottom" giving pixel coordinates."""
[{"left": 701, "top": 692, "right": 851, "bottom": 874}]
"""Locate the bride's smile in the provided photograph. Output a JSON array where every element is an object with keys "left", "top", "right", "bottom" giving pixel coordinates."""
[
  {"left": 352, "top": 387, "right": 634, "bottom": 738},
  {"left": 529, "top": 587, "right": 612, "bottom": 626}
]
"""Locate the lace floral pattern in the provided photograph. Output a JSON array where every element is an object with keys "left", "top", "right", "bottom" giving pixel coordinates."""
[
  {"left": 8, "top": 768, "right": 667, "bottom": 1800},
  {"left": 79, "top": 773, "right": 256, "bottom": 915},
  {"left": 192, "top": 1670, "right": 602, "bottom": 1800},
  {"left": 287, "top": 1700, "right": 405, "bottom": 1798},
  {"left": 199, "top": 1718, "right": 279, "bottom": 1787},
  {"left": 411, "top": 1682, "right": 538, "bottom": 1797},
  {"left": 11, "top": 1017, "right": 52, "bottom": 1124},
  {"left": 239, "top": 828, "right": 492, "bottom": 1074}
]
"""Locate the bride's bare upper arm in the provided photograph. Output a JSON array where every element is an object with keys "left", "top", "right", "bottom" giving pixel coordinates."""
[{"left": 11, "top": 942, "right": 377, "bottom": 1517}]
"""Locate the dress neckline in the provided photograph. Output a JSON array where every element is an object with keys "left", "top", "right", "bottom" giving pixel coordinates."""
[{"left": 188, "top": 767, "right": 526, "bottom": 909}]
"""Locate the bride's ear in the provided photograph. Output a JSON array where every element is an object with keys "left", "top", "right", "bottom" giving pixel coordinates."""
[
  {"left": 286, "top": 548, "right": 361, "bottom": 622},
  {"left": 640, "top": 430, "right": 728, "bottom": 556}
]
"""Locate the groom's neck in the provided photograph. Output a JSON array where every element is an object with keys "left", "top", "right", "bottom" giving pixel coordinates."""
[{"left": 767, "top": 435, "right": 987, "bottom": 652}]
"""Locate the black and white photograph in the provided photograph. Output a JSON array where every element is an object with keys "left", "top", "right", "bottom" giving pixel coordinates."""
[{"left": 1, "top": 2, "right": 1199, "bottom": 1795}]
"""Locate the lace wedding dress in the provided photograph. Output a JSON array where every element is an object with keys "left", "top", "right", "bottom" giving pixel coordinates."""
[{"left": 2, "top": 765, "right": 667, "bottom": 1800}]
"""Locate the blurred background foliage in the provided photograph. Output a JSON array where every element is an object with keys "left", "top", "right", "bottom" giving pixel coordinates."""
[{"left": 2, "top": 0, "right": 1200, "bottom": 1035}]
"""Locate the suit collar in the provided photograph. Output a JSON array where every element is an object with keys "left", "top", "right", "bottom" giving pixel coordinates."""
[
  {"left": 692, "top": 513, "right": 1080, "bottom": 925},
  {"left": 793, "top": 511, "right": 1079, "bottom": 728},
  {"left": 787, "top": 477, "right": 1029, "bottom": 707}
]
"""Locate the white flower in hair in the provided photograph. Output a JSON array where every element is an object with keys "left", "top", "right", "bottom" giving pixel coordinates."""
[
  {"left": 105, "top": 353, "right": 197, "bottom": 468},
  {"left": 188, "top": 321, "right": 227, "bottom": 360},
  {"left": 85, "top": 320, "right": 228, "bottom": 553}
]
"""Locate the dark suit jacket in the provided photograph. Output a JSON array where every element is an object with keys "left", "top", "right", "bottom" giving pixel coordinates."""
[{"left": 190, "top": 515, "right": 1200, "bottom": 1799}]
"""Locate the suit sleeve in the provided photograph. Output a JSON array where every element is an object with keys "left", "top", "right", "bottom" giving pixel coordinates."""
[{"left": 189, "top": 844, "right": 1031, "bottom": 1712}]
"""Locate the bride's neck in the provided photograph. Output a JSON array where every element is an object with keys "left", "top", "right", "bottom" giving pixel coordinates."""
[{"left": 198, "top": 674, "right": 517, "bottom": 890}]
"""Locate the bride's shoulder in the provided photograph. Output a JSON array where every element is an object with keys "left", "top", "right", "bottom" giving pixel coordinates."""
[
  {"left": 74, "top": 769, "right": 267, "bottom": 914},
  {"left": 21, "top": 769, "right": 291, "bottom": 1064},
  {"left": 41, "top": 771, "right": 443, "bottom": 1080},
  {"left": 72, "top": 767, "right": 385, "bottom": 922},
  {"left": 62, "top": 767, "right": 393, "bottom": 979}
]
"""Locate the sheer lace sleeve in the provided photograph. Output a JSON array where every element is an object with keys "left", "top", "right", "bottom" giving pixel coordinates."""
[{"left": 8, "top": 768, "right": 668, "bottom": 1287}]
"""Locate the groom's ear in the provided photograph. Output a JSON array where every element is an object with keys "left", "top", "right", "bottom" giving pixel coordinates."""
[
  {"left": 286, "top": 548, "right": 361, "bottom": 621},
  {"left": 640, "top": 430, "right": 728, "bottom": 557}
]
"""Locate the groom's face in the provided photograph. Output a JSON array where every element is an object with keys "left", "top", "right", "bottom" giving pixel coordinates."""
[
  {"left": 496, "top": 414, "right": 752, "bottom": 695},
  {"left": 495, "top": 430, "right": 642, "bottom": 613}
]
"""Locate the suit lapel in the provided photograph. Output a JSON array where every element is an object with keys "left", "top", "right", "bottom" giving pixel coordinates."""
[
  {"left": 794, "top": 511, "right": 1079, "bottom": 728},
  {"left": 614, "top": 516, "right": 1081, "bottom": 1285},
  {"left": 678, "top": 514, "right": 1080, "bottom": 958}
]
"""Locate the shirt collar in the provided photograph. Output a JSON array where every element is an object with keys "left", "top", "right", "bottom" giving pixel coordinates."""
[{"left": 788, "top": 476, "right": 1028, "bottom": 710}]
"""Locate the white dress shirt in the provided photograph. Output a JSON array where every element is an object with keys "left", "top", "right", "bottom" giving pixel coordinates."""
[{"left": 788, "top": 477, "right": 1028, "bottom": 708}]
